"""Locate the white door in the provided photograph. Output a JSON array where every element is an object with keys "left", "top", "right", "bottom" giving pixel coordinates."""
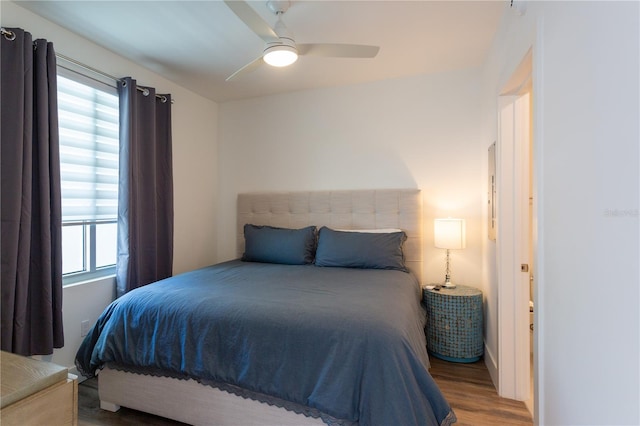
[{"left": 497, "top": 92, "right": 531, "bottom": 401}]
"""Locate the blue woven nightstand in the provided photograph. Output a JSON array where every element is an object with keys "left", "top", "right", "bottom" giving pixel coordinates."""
[{"left": 422, "top": 285, "right": 483, "bottom": 363}]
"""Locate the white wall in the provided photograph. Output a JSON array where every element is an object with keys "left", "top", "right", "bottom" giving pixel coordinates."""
[
  {"left": 218, "top": 68, "right": 486, "bottom": 287},
  {"left": 482, "top": 1, "right": 639, "bottom": 424},
  {"left": 2, "top": 1, "right": 219, "bottom": 371}
]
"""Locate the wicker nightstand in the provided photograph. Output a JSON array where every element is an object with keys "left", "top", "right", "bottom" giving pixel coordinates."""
[{"left": 422, "top": 285, "right": 483, "bottom": 363}]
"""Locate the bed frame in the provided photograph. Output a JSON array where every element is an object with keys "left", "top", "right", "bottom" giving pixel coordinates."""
[{"left": 99, "top": 189, "right": 423, "bottom": 425}]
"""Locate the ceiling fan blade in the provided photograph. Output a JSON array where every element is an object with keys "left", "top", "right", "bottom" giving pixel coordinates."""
[
  {"left": 297, "top": 44, "right": 380, "bottom": 58},
  {"left": 226, "top": 55, "right": 265, "bottom": 81},
  {"left": 224, "top": 0, "right": 279, "bottom": 43}
]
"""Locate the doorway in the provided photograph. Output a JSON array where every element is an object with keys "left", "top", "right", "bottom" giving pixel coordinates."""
[{"left": 496, "top": 48, "right": 536, "bottom": 417}]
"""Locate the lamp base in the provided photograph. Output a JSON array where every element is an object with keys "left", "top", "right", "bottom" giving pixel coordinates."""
[{"left": 443, "top": 273, "right": 456, "bottom": 289}]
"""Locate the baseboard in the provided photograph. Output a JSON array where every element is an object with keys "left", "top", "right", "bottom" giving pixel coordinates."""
[{"left": 484, "top": 342, "right": 499, "bottom": 391}]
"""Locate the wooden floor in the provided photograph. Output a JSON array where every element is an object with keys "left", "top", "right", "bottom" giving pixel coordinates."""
[
  {"left": 428, "top": 357, "right": 532, "bottom": 426},
  {"left": 78, "top": 358, "right": 532, "bottom": 425}
]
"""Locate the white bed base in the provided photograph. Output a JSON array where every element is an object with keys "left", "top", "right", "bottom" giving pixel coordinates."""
[
  {"left": 99, "top": 189, "right": 423, "bottom": 425},
  {"left": 99, "top": 366, "right": 324, "bottom": 425}
]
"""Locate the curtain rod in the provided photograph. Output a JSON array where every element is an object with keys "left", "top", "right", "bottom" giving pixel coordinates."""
[
  {"left": 1, "top": 27, "right": 173, "bottom": 104},
  {"left": 57, "top": 53, "right": 174, "bottom": 104},
  {"left": 57, "top": 52, "right": 120, "bottom": 84}
]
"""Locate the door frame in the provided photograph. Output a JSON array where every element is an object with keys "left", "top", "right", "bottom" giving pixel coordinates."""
[{"left": 496, "top": 48, "right": 538, "bottom": 406}]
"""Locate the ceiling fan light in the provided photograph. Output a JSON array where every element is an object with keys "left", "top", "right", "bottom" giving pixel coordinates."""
[{"left": 263, "top": 45, "right": 298, "bottom": 67}]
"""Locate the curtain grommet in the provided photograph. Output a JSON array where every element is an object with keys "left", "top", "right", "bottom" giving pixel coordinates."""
[{"left": 1, "top": 28, "right": 16, "bottom": 41}]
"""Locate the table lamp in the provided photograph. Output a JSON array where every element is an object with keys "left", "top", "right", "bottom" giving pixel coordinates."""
[{"left": 434, "top": 218, "right": 466, "bottom": 288}]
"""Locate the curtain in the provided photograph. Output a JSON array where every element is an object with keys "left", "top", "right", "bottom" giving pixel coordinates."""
[
  {"left": 0, "top": 28, "right": 64, "bottom": 355},
  {"left": 116, "top": 77, "right": 173, "bottom": 297}
]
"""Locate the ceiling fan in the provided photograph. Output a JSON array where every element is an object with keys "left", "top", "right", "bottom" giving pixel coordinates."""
[{"left": 224, "top": 0, "right": 380, "bottom": 81}]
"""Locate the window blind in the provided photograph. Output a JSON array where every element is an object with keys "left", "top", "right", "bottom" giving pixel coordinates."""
[{"left": 57, "top": 74, "right": 119, "bottom": 222}]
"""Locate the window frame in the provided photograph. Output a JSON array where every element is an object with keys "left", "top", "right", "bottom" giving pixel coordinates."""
[
  {"left": 57, "top": 67, "right": 120, "bottom": 286},
  {"left": 62, "top": 220, "right": 118, "bottom": 285}
]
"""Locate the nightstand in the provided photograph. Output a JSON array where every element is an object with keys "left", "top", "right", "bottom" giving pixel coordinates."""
[{"left": 422, "top": 285, "right": 483, "bottom": 363}]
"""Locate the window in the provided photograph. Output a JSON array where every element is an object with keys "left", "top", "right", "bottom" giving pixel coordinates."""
[{"left": 57, "top": 71, "right": 119, "bottom": 284}]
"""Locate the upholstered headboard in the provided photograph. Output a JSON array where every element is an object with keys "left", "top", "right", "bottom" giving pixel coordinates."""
[{"left": 237, "top": 189, "right": 423, "bottom": 284}]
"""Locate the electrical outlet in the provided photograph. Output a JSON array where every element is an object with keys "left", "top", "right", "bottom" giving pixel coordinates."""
[{"left": 81, "top": 320, "right": 90, "bottom": 337}]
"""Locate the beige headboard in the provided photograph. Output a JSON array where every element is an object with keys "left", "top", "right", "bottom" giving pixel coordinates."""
[{"left": 237, "top": 189, "right": 423, "bottom": 284}]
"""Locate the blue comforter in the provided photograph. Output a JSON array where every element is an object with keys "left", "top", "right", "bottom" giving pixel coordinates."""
[{"left": 76, "top": 260, "right": 456, "bottom": 426}]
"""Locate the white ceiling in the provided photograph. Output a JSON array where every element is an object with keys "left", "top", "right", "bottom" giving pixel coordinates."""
[{"left": 14, "top": 1, "right": 505, "bottom": 103}]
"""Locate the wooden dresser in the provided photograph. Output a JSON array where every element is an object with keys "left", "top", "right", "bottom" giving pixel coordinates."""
[{"left": 0, "top": 351, "right": 78, "bottom": 425}]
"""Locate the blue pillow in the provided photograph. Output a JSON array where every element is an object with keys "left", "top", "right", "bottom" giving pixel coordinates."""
[
  {"left": 242, "top": 224, "right": 316, "bottom": 265},
  {"left": 315, "top": 226, "right": 408, "bottom": 272}
]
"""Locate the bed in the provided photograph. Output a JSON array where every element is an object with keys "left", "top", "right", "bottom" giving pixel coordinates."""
[{"left": 75, "top": 189, "right": 457, "bottom": 426}]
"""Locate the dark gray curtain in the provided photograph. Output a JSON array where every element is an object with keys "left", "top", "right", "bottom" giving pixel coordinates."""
[
  {"left": 0, "top": 28, "right": 64, "bottom": 355},
  {"left": 116, "top": 77, "right": 173, "bottom": 297}
]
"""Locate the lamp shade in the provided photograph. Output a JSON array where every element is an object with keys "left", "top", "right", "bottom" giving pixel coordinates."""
[
  {"left": 434, "top": 218, "right": 466, "bottom": 250},
  {"left": 263, "top": 45, "right": 298, "bottom": 67}
]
